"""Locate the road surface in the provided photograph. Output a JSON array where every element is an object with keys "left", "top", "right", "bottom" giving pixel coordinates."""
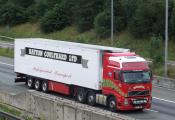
[{"left": 0, "top": 56, "right": 175, "bottom": 120}]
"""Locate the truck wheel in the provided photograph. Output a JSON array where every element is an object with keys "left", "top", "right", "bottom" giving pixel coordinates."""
[
  {"left": 41, "top": 81, "right": 48, "bottom": 93},
  {"left": 108, "top": 97, "right": 117, "bottom": 112},
  {"left": 77, "top": 88, "right": 86, "bottom": 103},
  {"left": 87, "top": 91, "right": 96, "bottom": 106},
  {"left": 34, "top": 79, "right": 41, "bottom": 91},
  {"left": 27, "top": 77, "right": 34, "bottom": 89}
]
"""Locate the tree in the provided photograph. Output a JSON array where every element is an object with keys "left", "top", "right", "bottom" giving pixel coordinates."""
[
  {"left": 73, "top": 0, "right": 105, "bottom": 32},
  {"left": 169, "top": 0, "right": 175, "bottom": 39},
  {"left": 0, "top": 0, "right": 7, "bottom": 6},
  {"left": 26, "top": 0, "right": 49, "bottom": 22},
  {"left": 123, "top": 0, "right": 138, "bottom": 25},
  {"left": 11, "top": 0, "right": 34, "bottom": 8},
  {"left": 40, "top": 3, "right": 70, "bottom": 33},
  {"left": 148, "top": 35, "right": 164, "bottom": 67},
  {"left": 94, "top": 11, "right": 111, "bottom": 38},
  {"left": 128, "top": 0, "right": 165, "bottom": 38},
  {"left": 0, "top": 2, "right": 27, "bottom": 26}
]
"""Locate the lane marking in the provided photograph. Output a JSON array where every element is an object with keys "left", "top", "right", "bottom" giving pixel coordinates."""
[
  {"left": 154, "top": 85, "right": 175, "bottom": 92},
  {"left": 153, "top": 97, "right": 175, "bottom": 104},
  {"left": 0, "top": 61, "right": 14, "bottom": 67},
  {"left": 145, "top": 109, "right": 159, "bottom": 113}
]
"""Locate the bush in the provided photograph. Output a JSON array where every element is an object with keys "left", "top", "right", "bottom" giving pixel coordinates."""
[
  {"left": 148, "top": 36, "right": 164, "bottom": 67},
  {"left": 94, "top": 11, "right": 111, "bottom": 38},
  {"left": 128, "top": 1, "right": 165, "bottom": 38},
  {"left": 26, "top": 0, "right": 49, "bottom": 22},
  {"left": 40, "top": 4, "right": 70, "bottom": 33},
  {"left": 0, "top": 2, "right": 27, "bottom": 26},
  {"left": 73, "top": 0, "right": 105, "bottom": 32},
  {"left": 11, "top": 0, "right": 34, "bottom": 8},
  {"left": 0, "top": 0, "right": 7, "bottom": 6}
]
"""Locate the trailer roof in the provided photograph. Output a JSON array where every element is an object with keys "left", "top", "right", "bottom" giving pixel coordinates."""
[{"left": 15, "top": 38, "right": 130, "bottom": 53}]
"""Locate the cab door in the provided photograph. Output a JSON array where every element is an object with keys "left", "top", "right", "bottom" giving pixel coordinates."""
[{"left": 102, "top": 67, "right": 120, "bottom": 95}]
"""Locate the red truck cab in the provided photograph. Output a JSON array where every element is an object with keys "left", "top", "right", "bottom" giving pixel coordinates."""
[{"left": 102, "top": 52, "right": 152, "bottom": 111}]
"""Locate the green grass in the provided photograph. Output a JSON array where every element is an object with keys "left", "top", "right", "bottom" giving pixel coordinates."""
[
  {"left": 0, "top": 48, "right": 14, "bottom": 58},
  {"left": 0, "top": 103, "right": 37, "bottom": 120},
  {"left": 0, "top": 103, "right": 21, "bottom": 117}
]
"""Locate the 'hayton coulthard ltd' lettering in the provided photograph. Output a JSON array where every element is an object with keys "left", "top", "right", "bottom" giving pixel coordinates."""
[
  {"left": 44, "top": 51, "right": 67, "bottom": 61},
  {"left": 26, "top": 47, "right": 81, "bottom": 64}
]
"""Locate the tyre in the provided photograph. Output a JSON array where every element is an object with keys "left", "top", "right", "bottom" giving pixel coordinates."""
[
  {"left": 34, "top": 79, "right": 41, "bottom": 91},
  {"left": 27, "top": 77, "right": 34, "bottom": 89},
  {"left": 108, "top": 97, "right": 117, "bottom": 112},
  {"left": 41, "top": 81, "right": 48, "bottom": 93},
  {"left": 87, "top": 91, "right": 96, "bottom": 106},
  {"left": 77, "top": 88, "right": 86, "bottom": 103}
]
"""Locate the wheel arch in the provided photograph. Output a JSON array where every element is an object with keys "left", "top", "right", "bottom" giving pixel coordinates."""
[{"left": 107, "top": 94, "right": 116, "bottom": 105}]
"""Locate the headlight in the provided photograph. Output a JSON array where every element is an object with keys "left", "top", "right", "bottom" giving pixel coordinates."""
[{"left": 124, "top": 99, "right": 129, "bottom": 105}]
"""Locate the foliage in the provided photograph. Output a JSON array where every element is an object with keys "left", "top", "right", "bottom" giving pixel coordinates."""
[
  {"left": 73, "top": 0, "right": 105, "bottom": 32},
  {"left": 0, "top": 103, "right": 21, "bottom": 116},
  {"left": 0, "top": 48, "right": 14, "bottom": 58},
  {"left": 170, "top": 0, "right": 175, "bottom": 39},
  {"left": 11, "top": 0, "right": 34, "bottom": 8},
  {"left": 0, "top": 2, "right": 27, "bottom": 26},
  {"left": 0, "top": 0, "right": 7, "bottom": 6},
  {"left": 40, "top": 3, "right": 70, "bottom": 33},
  {"left": 128, "top": 0, "right": 166, "bottom": 38},
  {"left": 94, "top": 11, "right": 111, "bottom": 38},
  {"left": 147, "top": 36, "right": 164, "bottom": 67},
  {"left": 26, "top": 0, "right": 49, "bottom": 22},
  {"left": 112, "top": 0, "right": 127, "bottom": 32},
  {"left": 1, "top": 0, "right": 175, "bottom": 39}
]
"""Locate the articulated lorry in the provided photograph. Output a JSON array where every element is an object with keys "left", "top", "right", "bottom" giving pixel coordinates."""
[{"left": 15, "top": 38, "right": 152, "bottom": 111}]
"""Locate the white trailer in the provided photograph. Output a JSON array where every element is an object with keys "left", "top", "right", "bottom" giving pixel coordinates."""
[{"left": 15, "top": 38, "right": 129, "bottom": 90}]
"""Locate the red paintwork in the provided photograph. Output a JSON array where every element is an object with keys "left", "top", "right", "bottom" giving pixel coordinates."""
[
  {"left": 122, "top": 62, "right": 149, "bottom": 71},
  {"left": 48, "top": 80, "right": 70, "bottom": 95},
  {"left": 102, "top": 52, "right": 152, "bottom": 110},
  {"left": 104, "top": 52, "right": 136, "bottom": 57}
]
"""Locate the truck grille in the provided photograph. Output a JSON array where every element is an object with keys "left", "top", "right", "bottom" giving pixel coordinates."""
[{"left": 128, "top": 90, "right": 149, "bottom": 97}]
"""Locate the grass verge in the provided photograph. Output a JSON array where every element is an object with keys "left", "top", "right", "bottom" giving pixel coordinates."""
[
  {"left": 0, "top": 48, "right": 14, "bottom": 58},
  {"left": 0, "top": 103, "right": 21, "bottom": 117},
  {"left": 0, "top": 103, "right": 39, "bottom": 120}
]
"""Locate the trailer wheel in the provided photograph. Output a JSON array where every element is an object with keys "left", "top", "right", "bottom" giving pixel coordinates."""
[
  {"left": 77, "top": 88, "right": 86, "bottom": 103},
  {"left": 108, "top": 97, "right": 117, "bottom": 112},
  {"left": 34, "top": 79, "right": 41, "bottom": 91},
  {"left": 27, "top": 77, "right": 34, "bottom": 89},
  {"left": 87, "top": 91, "right": 96, "bottom": 106},
  {"left": 42, "top": 81, "right": 48, "bottom": 93}
]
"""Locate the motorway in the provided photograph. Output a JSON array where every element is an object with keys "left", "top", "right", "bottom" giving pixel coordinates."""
[{"left": 0, "top": 56, "right": 175, "bottom": 120}]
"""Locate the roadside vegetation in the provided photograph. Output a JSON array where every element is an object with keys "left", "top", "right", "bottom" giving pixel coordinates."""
[
  {"left": 0, "top": 48, "right": 14, "bottom": 58},
  {"left": 0, "top": 103, "right": 42, "bottom": 120},
  {"left": 0, "top": 103, "right": 21, "bottom": 117},
  {"left": 0, "top": 0, "right": 175, "bottom": 78}
]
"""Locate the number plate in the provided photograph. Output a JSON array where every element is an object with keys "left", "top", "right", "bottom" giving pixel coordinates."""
[{"left": 134, "top": 106, "right": 143, "bottom": 109}]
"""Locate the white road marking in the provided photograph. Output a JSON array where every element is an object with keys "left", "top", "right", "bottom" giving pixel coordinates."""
[
  {"left": 154, "top": 85, "right": 175, "bottom": 92},
  {"left": 145, "top": 109, "right": 159, "bottom": 113},
  {"left": 0, "top": 61, "right": 14, "bottom": 67},
  {"left": 153, "top": 97, "right": 175, "bottom": 104}
]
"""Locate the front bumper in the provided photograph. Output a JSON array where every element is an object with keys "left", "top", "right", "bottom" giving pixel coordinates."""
[{"left": 117, "top": 96, "right": 152, "bottom": 111}]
